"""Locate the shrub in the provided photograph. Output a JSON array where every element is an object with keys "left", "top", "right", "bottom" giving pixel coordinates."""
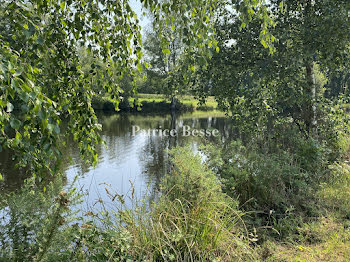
[
  {"left": 91, "top": 95, "right": 116, "bottom": 111},
  {"left": 0, "top": 175, "right": 82, "bottom": 261},
  {"left": 202, "top": 136, "right": 332, "bottom": 238}
]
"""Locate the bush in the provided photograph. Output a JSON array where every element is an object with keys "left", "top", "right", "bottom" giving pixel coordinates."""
[
  {"left": 92, "top": 95, "right": 196, "bottom": 113},
  {"left": 91, "top": 95, "right": 116, "bottom": 111},
  {"left": 202, "top": 134, "right": 333, "bottom": 239},
  {"left": 0, "top": 175, "right": 82, "bottom": 261},
  {"left": 196, "top": 105, "right": 215, "bottom": 111}
]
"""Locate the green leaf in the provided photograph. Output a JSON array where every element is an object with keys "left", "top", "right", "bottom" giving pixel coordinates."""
[
  {"left": 15, "top": 131, "right": 22, "bottom": 141},
  {"left": 54, "top": 124, "right": 60, "bottom": 134},
  {"left": 13, "top": 131, "right": 21, "bottom": 146},
  {"left": 162, "top": 48, "right": 171, "bottom": 56},
  {"left": 60, "top": 1, "right": 66, "bottom": 10},
  {"left": 10, "top": 118, "right": 21, "bottom": 130},
  {"left": 42, "top": 119, "right": 48, "bottom": 129},
  {"left": 6, "top": 102, "right": 13, "bottom": 113},
  {"left": 137, "top": 63, "right": 143, "bottom": 73},
  {"left": 14, "top": 70, "right": 22, "bottom": 77},
  {"left": 261, "top": 39, "right": 268, "bottom": 48},
  {"left": 47, "top": 124, "right": 54, "bottom": 133},
  {"left": 0, "top": 173, "right": 3, "bottom": 182},
  {"left": 39, "top": 110, "right": 47, "bottom": 120}
]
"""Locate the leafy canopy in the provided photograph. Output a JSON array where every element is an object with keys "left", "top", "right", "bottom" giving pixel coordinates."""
[
  {"left": 199, "top": 0, "right": 350, "bottom": 134},
  {"left": 0, "top": 0, "right": 224, "bottom": 175}
]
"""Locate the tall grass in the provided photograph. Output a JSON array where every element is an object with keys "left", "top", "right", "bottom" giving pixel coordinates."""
[
  {"left": 92, "top": 147, "right": 256, "bottom": 261},
  {"left": 0, "top": 175, "right": 83, "bottom": 261}
]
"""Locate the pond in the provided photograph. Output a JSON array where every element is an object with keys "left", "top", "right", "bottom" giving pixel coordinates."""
[{"left": 0, "top": 111, "right": 235, "bottom": 211}]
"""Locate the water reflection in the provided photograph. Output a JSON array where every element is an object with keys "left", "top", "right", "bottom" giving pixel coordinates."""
[{"left": 0, "top": 112, "right": 234, "bottom": 211}]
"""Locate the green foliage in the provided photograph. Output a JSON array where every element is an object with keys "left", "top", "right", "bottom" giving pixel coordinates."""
[
  {"left": 2, "top": 0, "right": 350, "bottom": 260},
  {"left": 1, "top": 124, "right": 350, "bottom": 261},
  {"left": 0, "top": 175, "right": 82, "bottom": 261},
  {"left": 318, "top": 163, "right": 350, "bottom": 219},
  {"left": 91, "top": 95, "right": 117, "bottom": 111},
  {"left": 162, "top": 147, "right": 224, "bottom": 205},
  {"left": 0, "top": 174, "right": 138, "bottom": 261},
  {"left": 0, "top": 147, "right": 256, "bottom": 261},
  {"left": 141, "top": 31, "right": 169, "bottom": 94},
  {"left": 0, "top": 0, "right": 142, "bottom": 172},
  {"left": 202, "top": 130, "right": 336, "bottom": 239},
  {"left": 0, "top": 0, "right": 222, "bottom": 176},
  {"left": 91, "top": 93, "right": 219, "bottom": 112},
  {"left": 198, "top": 0, "right": 350, "bottom": 134},
  {"left": 259, "top": 216, "right": 350, "bottom": 261},
  {"left": 111, "top": 147, "right": 255, "bottom": 261},
  {"left": 142, "top": 23, "right": 189, "bottom": 102}
]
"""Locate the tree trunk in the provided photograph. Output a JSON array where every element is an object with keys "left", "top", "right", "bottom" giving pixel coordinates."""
[
  {"left": 303, "top": 0, "right": 317, "bottom": 135},
  {"left": 170, "top": 96, "right": 176, "bottom": 111},
  {"left": 305, "top": 61, "right": 317, "bottom": 134}
]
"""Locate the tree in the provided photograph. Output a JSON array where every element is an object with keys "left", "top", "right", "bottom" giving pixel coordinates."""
[
  {"left": 201, "top": 0, "right": 350, "bottom": 134},
  {"left": 141, "top": 30, "right": 168, "bottom": 94},
  {"left": 0, "top": 0, "right": 221, "bottom": 176},
  {"left": 0, "top": 0, "right": 144, "bottom": 175},
  {"left": 140, "top": 0, "right": 274, "bottom": 110},
  {"left": 142, "top": 19, "right": 187, "bottom": 110}
]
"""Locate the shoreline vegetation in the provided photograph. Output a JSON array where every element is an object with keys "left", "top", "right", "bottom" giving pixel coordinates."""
[
  {"left": 92, "top": 94, "right": 220, "bottom": 113},
  {"left": 2, "top": 134, "right": 350, "bottom": 261}
]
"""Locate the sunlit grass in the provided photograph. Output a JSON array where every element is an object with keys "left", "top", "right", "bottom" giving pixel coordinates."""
[
  {"left": 261, "top": 217, "right": 350, "bottom": 261},
  {"left": 258, "top": 160, "right": 350, "bottom": 261},
  {"left": 134, "top": 93, "right": 219, "bottom": 110}
]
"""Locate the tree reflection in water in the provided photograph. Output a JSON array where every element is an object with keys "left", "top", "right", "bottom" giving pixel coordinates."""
[{"left": 0, "top": 112, "right": 234, "bottom": 211}]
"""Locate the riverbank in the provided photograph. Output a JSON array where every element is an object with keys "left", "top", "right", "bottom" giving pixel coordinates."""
[
  {"left": 91, "top": 94, "right": 219, "bottom": 112},
  {"left": 1, "top": 110, "right": 350, "bottom": 261},
  {"left": 2, "top": 135, "right": 350, "bottom": 261}
]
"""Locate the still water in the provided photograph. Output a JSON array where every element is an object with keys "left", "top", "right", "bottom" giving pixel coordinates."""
[{"left": 0, "top": 111, "right": 234, "bottom": 211}]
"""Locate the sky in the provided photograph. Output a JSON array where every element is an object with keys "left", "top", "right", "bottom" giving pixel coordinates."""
[{"left": 129, "top": 0, "right": 151, "bottom": 34}]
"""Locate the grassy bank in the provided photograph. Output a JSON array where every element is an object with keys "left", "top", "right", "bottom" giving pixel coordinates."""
[
  {"left": 92, "top": 93, "right": 219, "bottom": 112},
  {"left": 2, "top": 132, "right": 350, "bottom": 261}
]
